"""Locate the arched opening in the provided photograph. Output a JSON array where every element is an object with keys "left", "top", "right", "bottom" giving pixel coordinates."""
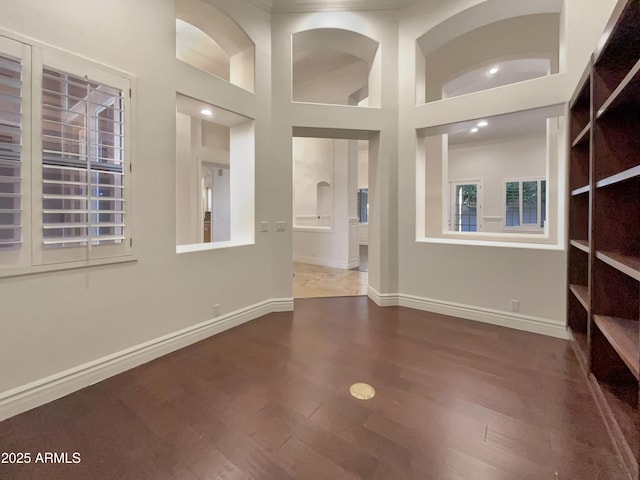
[
  {"left": 292, "top": 28, "right": 381, "bottom": 107},
  {"left": 176, "top": 0, "right": 255, "bottom": 92},
  {"left": 416, "top": 0, "right": 562, "bottom": 103}
]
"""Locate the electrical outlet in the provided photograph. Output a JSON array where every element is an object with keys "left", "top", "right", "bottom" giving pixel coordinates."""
[
  {"left": 510, "top": 300, "right": 520, "bottom": 312},
  {"left": 213, "top": 304, "right": 221, "bottom": 317},
  {"left": 276, "top": 221, "right": 286, "bottom": 231}
]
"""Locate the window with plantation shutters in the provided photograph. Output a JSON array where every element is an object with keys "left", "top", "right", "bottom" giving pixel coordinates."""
[
  {"left": 0, "top": 35, "right": 132, "bottom": 275},
  {"left": 0, "top": 53, "right": 22, "bottom": 250},
  {"left": 41, "top": 67, "right": 126, "bottom": 250}
]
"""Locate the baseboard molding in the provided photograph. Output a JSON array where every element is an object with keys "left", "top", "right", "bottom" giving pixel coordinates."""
[
  {"left": 367, "top": 287, "right": 567, "bottom": 339},
  {"left": 293, "top": 255, "right": 351, "bottom": 270},
  {"left": 0, "top": 297, "right": 294, "bottom": 422}
]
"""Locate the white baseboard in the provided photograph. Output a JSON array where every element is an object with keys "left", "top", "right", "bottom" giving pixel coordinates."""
[
  {"left": 367, "top": 287, "right": 567, "bottom": 339},
  {"left": 293, "top": 255, "right": 351, "bottom": 270},
  {"left": 0, "top": 297, "right": 294, "bottom": 422}
]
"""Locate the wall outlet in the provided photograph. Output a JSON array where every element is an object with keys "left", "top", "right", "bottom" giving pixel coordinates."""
[
  {"left": 276, "top": 221, "right": 286, "bottom": 231},
  {"left": 260, "top": 221, "right": 268, "bottom": 232},
  {"left": 510, "top": 300, "right": 520, "bottom": 312},
  {"left": 213, "top": 304, "right": 221, "bottom": 317}
]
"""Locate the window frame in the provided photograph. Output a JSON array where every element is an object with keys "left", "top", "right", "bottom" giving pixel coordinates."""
[
  {"left": 357, "top": 188, "right": 368, "bottom": 225},
  {"left": 503, "top": 177, "right": 546, "bottom": 233},
  {"left": 448, "top": 179, "right": 482, "bottom": 233},
  {"left": 0, "top": 31, "right": 135, "bottom": 278}
]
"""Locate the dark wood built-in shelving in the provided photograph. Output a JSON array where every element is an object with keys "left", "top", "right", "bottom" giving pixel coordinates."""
[
  {"left": 571, "top": 185, "right": 590, "bottom": 196},
  {"left": 597, "top": 59, "right": 640, "bottom": 117},
  {"left": 597, "top": 164, "right": 640, "bottom": 189},
  {"left": 567, "top": 1, "right": 640, "bottom": 478},
  {"left": 570, "top": 239, "right": 589, "bottom": 253},
  {"left": 594, "top": 314, "right": 640, "bottom": 380},
  {"left": 597, "top": 250, "right": 640, "bottom": 282},
  {"left": 569, "top": 284, "right": 590, "bottom": 311},
  {"left": 572, "top": 122, "right": 591, "bottom": 147}
]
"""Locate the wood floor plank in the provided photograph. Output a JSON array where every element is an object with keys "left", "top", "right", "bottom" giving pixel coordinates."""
[{"left": 0, "top": 297, "right": 627, "bottom": 480}]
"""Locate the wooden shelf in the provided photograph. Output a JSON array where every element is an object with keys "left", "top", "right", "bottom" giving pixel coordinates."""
[
  {"left": 568, "top": 326, "right": 589, "bottom": 368},
  {"left": 572, "top": 122, "right": 591, "bottom": 147},
  {"left": 594, "top": 314, "right": 640, "bottom": 380},
  {"left": 569, "top": 284, "right": 590, "bottom": 311},
  {"left": 569, "top": 3, "right": 640, "bottom": 478},
  {"left": 590, "top": 375, "right": 640, "bottom": 474},
  {"left": 571, "top": 185, "right": 590, "bottom": 196},
  {"left": 596, "top": 164, "right": 640, "bottom": 188},
  {"left": 570, "top": 239, "right": 590, "bottom": 253},
  {"left": 597, "top": 58, "right": 640, "bottom": 117},
  {"left": 597, "top": 250, "right": 640, "bottom": 281}
]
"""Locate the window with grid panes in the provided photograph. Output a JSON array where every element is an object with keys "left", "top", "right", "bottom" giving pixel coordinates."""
[
  {"left": 41, "top": 68, "right": 125, "bottom": 249},
  {"left": 504, "top": 178, "right": 546, "bottom": 230},
  {"left": 449, "top": 182, "right": 479, "bottom": 232},
  {"left": 0, "top": 34, "right": 132, "bottom": 274},
  {"left": 0, "top": 52, "right": 22, "bottom": 250}
]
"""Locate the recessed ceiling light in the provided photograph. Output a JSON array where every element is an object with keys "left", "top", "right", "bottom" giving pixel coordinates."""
[
  {"left": 201, "top": 108, "right": 213, "bottom": 116},
  {"left": 489, "top": 66, "right": 499, "bottom": 75},
  {"left": 477, "top": 120, "right": 488, "bottom": 127},
  {"left": 471, "top": 127, "right": 479, "bottom": 133}
]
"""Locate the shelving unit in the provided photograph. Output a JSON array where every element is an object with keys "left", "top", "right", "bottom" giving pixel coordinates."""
[
  {"left": 567, "top": 60, "right": 592, "bottom": 369},
  {"left": 567, "top": 1, "right": 640, "bottom": 478}
]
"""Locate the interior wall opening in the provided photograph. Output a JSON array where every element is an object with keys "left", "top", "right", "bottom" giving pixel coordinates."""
[
  {"left": 176, "top": 0, "right": 255, "bottom": 92},
  {"left": 291, "top": 130, "right": 374, "bottom": 298},
  {"left": 292, "top": 28, "right": 381, "bottom": 107},
  {"left": 415, "top": 2, "right": 562, "bottom": 104},
  {"left": 175, "top": 93, "right": 254, "bottom": 251},
  {"left": 416, "top": 105, "right": 565, "bottom": 247}
]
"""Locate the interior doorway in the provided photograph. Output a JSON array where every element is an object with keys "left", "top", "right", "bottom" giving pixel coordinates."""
[{"left": 291, "top": 128, "right": 375, "bottom": 299}]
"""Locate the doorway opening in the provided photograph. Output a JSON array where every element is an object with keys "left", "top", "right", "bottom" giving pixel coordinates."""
[{"left": 291, "top": 127, "right": 376, "bottom": 299}]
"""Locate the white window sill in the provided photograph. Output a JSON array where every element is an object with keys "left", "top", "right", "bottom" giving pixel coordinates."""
[
  {"left": 417, "top": 233, "right": 563, "bottom": 250},
  {"left": 176, "top": 240, "right": 254, "bottom": 254},
  {"left": 0, "top": 255, "right": 137, "bottom": 279},
  {"left": 292, "top": 226, "right": 333, "bottom": 233}
]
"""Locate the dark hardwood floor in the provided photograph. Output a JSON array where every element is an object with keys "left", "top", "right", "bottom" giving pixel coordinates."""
[{"left": 0, "top": 297, "right": 628, "bottom": 480}]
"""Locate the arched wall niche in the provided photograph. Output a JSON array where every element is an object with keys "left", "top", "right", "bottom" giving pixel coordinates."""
[
  {"left": 176, "top": 0, "right": 255, "bottom": 92},
  {"left": 292, "top": 28, "right": 381, "bottom": 107},
  {"left": 415, "top": 0, "right": 563, "bottom": 104}
]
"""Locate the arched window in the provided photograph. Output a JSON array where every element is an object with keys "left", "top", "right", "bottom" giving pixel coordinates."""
[
  {"left": 416, "top": 1, "right": 561, "bottom": 103},
  {"left": 292, "top": 28, "right": 381, "bottom": 107},
  {"left": 176, "top": 0, "right": 255, "bottom": 92}
]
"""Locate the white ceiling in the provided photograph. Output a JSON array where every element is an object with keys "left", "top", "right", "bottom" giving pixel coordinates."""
[
  {"left": 249, "top": 0, "right": 416, "bottom": 12},
  {"left": 443, "top": 59, "right": 552, "bottom": 100},
  {"left": 418, "top": 105, "right": 565, "bottom": 146},
  {"left": 176, "top": 94, "right": 251, "bottom": 127},
  {"left": 293, "top": 50, "right": 364, "bottom": 84}
]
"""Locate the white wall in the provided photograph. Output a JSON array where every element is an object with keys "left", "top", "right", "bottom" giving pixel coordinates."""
[
  {"left": 272, "top": 9, "right": 399, "bottom": 294},
  {"left": 0, "top": 0, "right": 620, "bottom": 419},
  {"left": 357, "top": 140, "right": 369, "bottom": 245},
  {"left": 448, "top": 134, "right": 547, "bottom": 233},
  {"left": 398, "top": 0, "right": 617, "bottom": 330},
  {"left": 422, "top": 13, "right": 560, "bottom": 102},
  {"left": 176, "top": 112, "right": 198, "bottom": 245},
  {"left": 0, "top": 0, "right": 284, "bottom": 416},
  {"left": 293, "top": 137, "right": 333, "bottom": 224},
  {"left": 293, "top": 60, "right": 370, "bottom": 105},
  {"left": 293, "top": 138, "right": 358, "bottom": 269},
  {"left": 212, "top": 166, "right": 231, "bottom": 241}
]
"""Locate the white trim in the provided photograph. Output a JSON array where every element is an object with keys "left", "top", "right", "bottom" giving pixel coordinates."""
[
  {"left": 417, "top": 236, "right": 563, "bottom": 250},
  {"left": 367, "top": 287, "right": 567, "bottom": 339},
  {"left": 176, "top": 240, "right": 255, "bottom": 254},
  {"left": 293, "top": 255, "right": 353, "bottom": 270},
  {"left": 0, "top": 297, "right": 294, "bottom": 422},
  {"left": 348, "top": 259, "right": 360, "bottom": 270}
]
